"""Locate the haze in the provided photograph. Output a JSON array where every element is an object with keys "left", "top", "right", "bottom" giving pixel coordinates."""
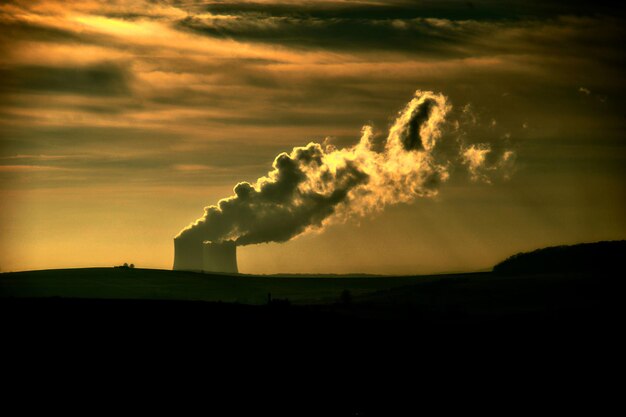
[{"left": 1, "top": 0, "right": 624, "bottom": 274}]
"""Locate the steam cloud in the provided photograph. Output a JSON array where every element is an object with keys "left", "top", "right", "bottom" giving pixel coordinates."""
[
  {"left": 462, "top": 144, "right": 515, "bottom": 183},
  {"left": 176, "top": 90, "right": 511, "bottom": 246}
]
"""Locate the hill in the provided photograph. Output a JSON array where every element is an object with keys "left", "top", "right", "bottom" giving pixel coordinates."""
[
  {"left": 0, "top": 267, "right": 428, "bottom": 304},
  {"left": 3, "top": 245, "right": 622, "bottom": 415},
  {"left": 493, "top": 240, "right": 625, "bottom": 274},
  {"left": 2, "top": 240, "right": 622, "bottom": 325}
]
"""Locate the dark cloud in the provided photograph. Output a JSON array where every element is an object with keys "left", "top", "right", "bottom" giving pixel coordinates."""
[
  {"left": 174, "top": 90, "right": 465, "bottom": 252},
  {"left": 197, "top": 1, "right": 624, "bottom": 20},
  {"left": 176, "top": 15, "right": 472, "bottom": 55},
  {"left": 177, "top": 142, "right": 368, "bottom": 245},
  {"left": 402, "top": 98, "right": 436, "bottom": 151},
  {"left": 0, "top": 125, "right": 173, "bottom": 154},
  {"left": 0, "top": 18, "right": 126, "bottom": 52},
  {"left": 176, "top": 8, "right": 626, "bottom": 58},
  {"left": 0, "top": 20, "right": 85, "bottom": 44},
  {"left": 0, "top": 122, "right": 282, "bottom": 189},
  {"left": 0, "top": 64, "right": 132, "bottom": 96}
]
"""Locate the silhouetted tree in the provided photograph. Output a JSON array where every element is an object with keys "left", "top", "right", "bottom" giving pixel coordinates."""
[
  {"left": 123, "top": 263, "right": 129, "bottom": 268},
  {"left": 130, "top": 264, "right": 135, "bottom": 269}
]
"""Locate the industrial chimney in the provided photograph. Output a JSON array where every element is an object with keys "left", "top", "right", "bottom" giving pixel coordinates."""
[
  {"left": 203, "top": 241, "right": 238, "bottom": 274},
  {"left": 173, "top": 237, "right": 204, "bottom": 271}
]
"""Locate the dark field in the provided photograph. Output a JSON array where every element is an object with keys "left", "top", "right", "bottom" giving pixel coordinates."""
[
  {"left": 2, "top": 266, "right": 621, "bottom": 333},
  {"left": 2, "top": 265, "right": 621, "bottom": 415},
  {"left": 1, "top": 266, "right": 619, "bottom": 317},
  {"left": 0, "top": 267, "right": 434, "bottom": 304}
]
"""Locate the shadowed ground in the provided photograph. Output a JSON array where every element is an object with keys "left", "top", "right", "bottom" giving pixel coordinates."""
[
  {"left": 2, "top": 243, "right": 622, "bottom": 415},
  {"left": 0, "top": 267, "right": 438, "bottom": 304},
  {"left": 2, "top": 269, "right": 620, "bottom": 415}
]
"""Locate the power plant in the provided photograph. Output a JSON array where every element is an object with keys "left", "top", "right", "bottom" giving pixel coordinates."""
[
  {"left": 203, "top": 241, "right": 238, "bottom": 273},
  {"left": 173, "top": 91, "right": 493, "bottom": 276},
  {"left": 173, "top": 237, "right": 204, "bottom": 271},
  {"left": 173, "top": 238, "right": 238, "bottom": 274}
]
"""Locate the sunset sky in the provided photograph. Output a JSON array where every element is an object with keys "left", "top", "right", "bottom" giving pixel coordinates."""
[{"left": 1, "top": 0, "right": 624, "bottom": 274}]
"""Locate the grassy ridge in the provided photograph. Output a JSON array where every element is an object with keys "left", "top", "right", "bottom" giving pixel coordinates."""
[
  {"left": 2, "top": 267, "right": 617, "bottom": 323},
  {"left": 4, "top": 240, "right": 622, "bottom": 305},
  {"left": 3, "top": 245, "right": 621, "bottom": 416},
  {"left": 0, "top": 267, "right": 439, "bottom": 304},
  {"left": 493, "top": 240, "right": 625, "bottom": 274}
]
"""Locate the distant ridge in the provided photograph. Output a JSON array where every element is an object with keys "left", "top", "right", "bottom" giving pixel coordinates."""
[{"left": 493, "top": 240, "right": 626, "bottom": 274}]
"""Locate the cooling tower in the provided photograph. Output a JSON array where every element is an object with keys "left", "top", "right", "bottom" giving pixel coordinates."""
[
  {"left": 203, "top": 241, "right": 238, "bottom": 274},
  {"left": 173, "top": 237, "right": 204, "bottom": 271}
]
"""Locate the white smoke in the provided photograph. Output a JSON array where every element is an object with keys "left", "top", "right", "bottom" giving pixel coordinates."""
[
  {"left": 176, "top": 90, "right": 512, "bottom": 246},
  {"left": 462, "top": 144, "right": 516, "bottom": 183}
]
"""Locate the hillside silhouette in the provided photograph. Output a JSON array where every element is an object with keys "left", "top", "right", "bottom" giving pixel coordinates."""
[
  {"left": 2, "top": 241, "right": 623, "bottom": 415},
  {"left": 2, "top": 240, "right": 623, "bottom": 326},
  {"left": 493, "top": 240, "right": 625, "bottom": 274}
]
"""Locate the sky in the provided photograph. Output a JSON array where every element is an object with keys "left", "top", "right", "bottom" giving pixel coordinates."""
[{"left": 1, "top": 0, "right": 625, "bottom": 274}]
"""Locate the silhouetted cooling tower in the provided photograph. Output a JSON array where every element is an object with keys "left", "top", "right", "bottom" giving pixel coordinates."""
[
  {"left": 203, "top": 241, "right": 238, "bottom": 274},
  {"left": 173, "top": 237, "right": 204, "bottom": 271}
]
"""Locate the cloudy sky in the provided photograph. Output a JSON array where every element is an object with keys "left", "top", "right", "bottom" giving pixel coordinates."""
[{"left": 1, "top": 0, "right": 624, "bottom": 274}]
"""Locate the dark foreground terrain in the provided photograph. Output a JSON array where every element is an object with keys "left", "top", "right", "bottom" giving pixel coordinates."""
[
  {"left": 3, "top": 270, "right": 620, "bottom": 342},
  {"left": 2, "top": 241, "right": 623, "bottom": 415},
  {"left": 2, "top": 272, "right": 622, "bottom": 415}
]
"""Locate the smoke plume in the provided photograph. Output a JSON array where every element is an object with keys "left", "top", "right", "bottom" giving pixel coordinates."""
[
  {"left": 176, "top": 90, "right": 510, "bottom": 246},
  {"left": 462, "top": 144, "right": 516, "bottom": 183}
]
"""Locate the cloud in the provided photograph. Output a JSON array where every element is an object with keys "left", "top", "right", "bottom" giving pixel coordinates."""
[
  {"left": 176, "top": 140, "right": 369, "bottom": 245},
  {"left": 174, "top": 2, "right": 626, "bottom": 59},
  {"left": 176, "top": 14, "right": 471, "bottom": 55},
  {"left": 462, "top": 144, "right": 491, "bottom": 182},
  {"left": 461, "top": 144, "right": 516, "bottom": 183},
  {"left": 0, "top": 164, "right": 73, "bottom": 172},
  {"left": 195, "top": 1, "right": 622, "bottom": 21},
  {"left": 0, "top": 63, "right": 132, "bottom": 96},
  {"left": 177, "top": 90, "right": 513, "bottom": 246},
  {"left": 0, "top": 0, "right": 620, "bottom": 197}
]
